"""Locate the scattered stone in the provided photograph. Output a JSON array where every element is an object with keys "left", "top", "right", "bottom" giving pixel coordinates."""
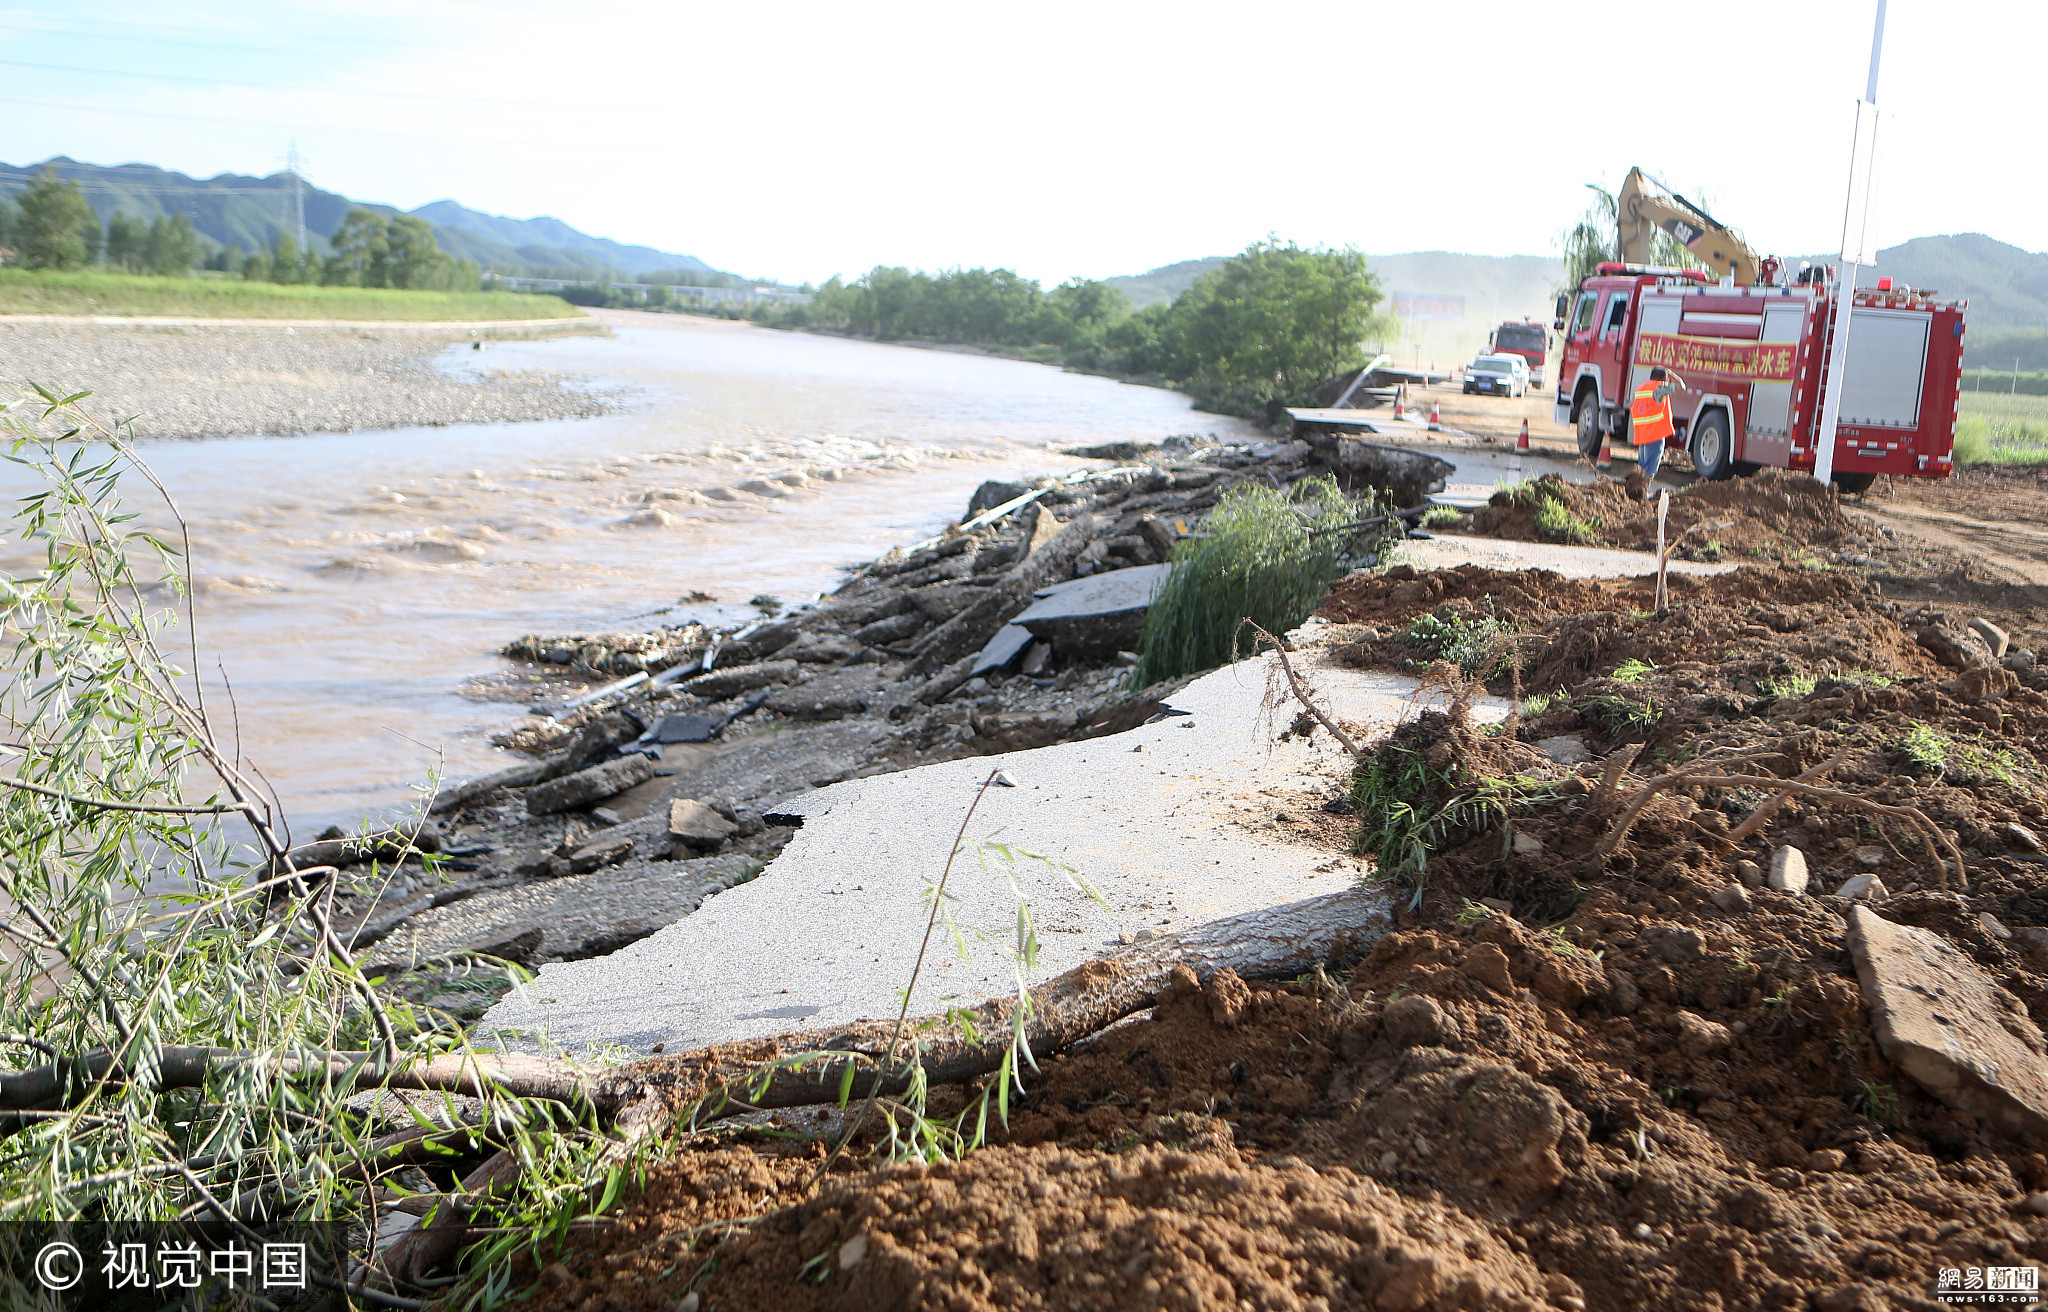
[
  {"left": 1767, "top": 846, "right": 1809, "bottom": 894},
  {"left": 1807, "top": 1149, "right": 1846, "bottom": 1172},
  {"left": 1834, "top": 873, "right": 1887, "bottom": 901},
  {"left": 561, "top": 833, "right": 634, "bottom": 874},
  {"left": 1851, "top": 844, "right": 1886, "bottom": 867},
  {"left": 1967, "top": 616, "right": 2011, "bottom": 659},
  {"left": 2000, "top": 822, "right": 2043, "bottom": 853},
  {"left": 2003, "top": 648, "right": 2037, "bottom": 672},
  {"left": 682, "top": 660, "right": 799, "bottom": 701},
  {"left": 2025, "top": 1192, "right": 2048, "bottom": 1217},
  {"left": 1735, "top": 859, "right": 1764, "bottom": 889},
  {"left": 668, "top": 799, "right": 738, "bottom": 853},
  {"left": 1605, "top": 970, "right": 1642, "bottom": 1015},
  {"left": 1712, "top": 884, "right": 1752, "bottom": 913},
  {"left": 1916, "top": 624, "right": 1998, "bottom": 671},
  {"left": 524, "top": 755, "right": 655, "bottom": 816},
  {"left": 965, "top": 480, "right": 1030, "bottom": 517},
  {"left": 1534, "top": 735, "right": 1594, "bottom": 766},
  {"left": 1509, "top": 830, "right": 1545, "bottom": 856},
  {"left": 1020, "top": 641, "right": 1050, "bottom": 676},
  {"left": 589, "top": 807, "right": 624, "bottom": 827},
  {"left": 1477, "top": 897, "right": 1514, "bottom": 916},
  {"left": 1646, "top": 925, "right": 1704, "bottom": 963},
  {"left": 1137, "top": 515, "right": 1178, "bottom": 560},
  {"left": 1978, "top": 911, "right": 2012, "bottom": 941},
  {"left": 1845, "top": 905, "right": 2048, "bottom": 1139}
]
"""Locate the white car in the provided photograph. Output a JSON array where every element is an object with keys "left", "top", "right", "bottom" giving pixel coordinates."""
[{"left": 1462, "top": 353, "right": 1530, "bottom": 399}]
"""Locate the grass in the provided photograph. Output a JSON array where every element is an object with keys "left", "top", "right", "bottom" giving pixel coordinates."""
[
  {"left": 0, "top": 267, "right": 582, "bottom": 321},
  {"left": 1610, "top": 658, "right": 1655, "bottom": 684},
  {"left": 1762, "top": 669, "right": 1895, "bottom": 699},
  {"left": 1954, "top": 390, "right": 2048, "bottom": 464},
  {"left": 1533, "top": 492, "right": 1600, "bottom": 546},
  {"left": 1421, "top": 505, "right": 1463, "bottom": 529},
  {"left": 1349, "top": 742, "right": 1554, "bottom": 908},
  {"left": 1896, "top": 722, "right": 2032, "bottom": 789},
  {"left": 1580, "top": 689, "right": 1662, "bottom": 736},
  {"left": 1404, "top": 607, "right": 1518, "bottom": 680},
  {"left": 1129, "top": 476, "right": 1370, "bottom": 687}
]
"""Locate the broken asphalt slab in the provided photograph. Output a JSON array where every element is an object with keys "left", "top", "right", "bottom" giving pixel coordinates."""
[
  {"left": 1012, "top": 562, "right": 1172, "bottom": 660},
  {"left": 480, "top": 639, "right": 1509, "bottom": 1056}
]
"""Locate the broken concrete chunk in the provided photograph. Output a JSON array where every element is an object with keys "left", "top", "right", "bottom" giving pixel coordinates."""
[
  {"left": 524, "top": 755, "right": 655, "bottom": 816},
  {"left": 762, "top": 687, "right": 868, "bottom": 721},
  {"left": 1916, "top": 624, "right": 1997, "bottom": 671},
  {"left": 668, "top": 799, "right": 738, "bottom": 851},
  {"left": 1137, "top": 515, "right": 1178, "bottom": 561},
  {"left": 852, "top": 611, "right": 926, "bottom": 647},
  {"left": 966, "top": 480, "right": 1030, "bottom": 518},
  {"left": 1767, "top": 846, "right": 1809, "bottom": 895},
  {"left": 1967, "top": 617, "right": 2011, "bottom": 659},
  {"left": 969, "top": 624, "right": 1035, "bottom": 677},
  {"left": 1535, "top": 735, "right": 1594, "bottom": 766},
  {"left": 682, "top": 660, "right": 800, "bottom": 701},
  {"left": 1978, "top": 912, "right": 2012, "bottom": 941},
  {"left": 2001, "top": 822, "right": 2043, "bottom": 853},
  {"left": 647, "top": 713, "right": 720, "bottom": 744},
  {"left": 1735, "top": 859, "right": 1764, "bottom": 889},
  {"left": 562, "top": 833, "right": 634, "bottom": 874},
  {"left": 1851, "top": 844, "right": 1886, "bottom": 868},
  {"left": 1846, "top": 905, "right": 2048, "bottom": 1139},
  {"left": 1712, "top": 884, "right": 1752, "bottom": 913},
  {"left": 1834, "top": 873, "right": 1887, "bottom": 901},
  {"left": 1014, "top": 563, "right": 1171, "bottom": 661}
]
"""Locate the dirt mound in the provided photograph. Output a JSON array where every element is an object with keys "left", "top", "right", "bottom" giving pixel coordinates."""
[
  {"left": 507, "top": 567, "right": 2048, "bottom": 1312},
  {"left": 1466, "top": 468, "right": 1854, "bottom": 559}
]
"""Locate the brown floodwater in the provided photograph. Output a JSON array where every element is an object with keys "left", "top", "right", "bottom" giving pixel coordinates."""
[{"left": 1, "top": 312, "right": 1254, "bottom": 835}]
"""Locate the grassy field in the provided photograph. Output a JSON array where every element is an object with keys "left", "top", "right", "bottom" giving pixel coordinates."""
[
  {"left": 0, "top": 269, "right": 582, "bottom": 321},
  {"left": 1955, "top": 388, "right": 2048, "bottom": 464}
]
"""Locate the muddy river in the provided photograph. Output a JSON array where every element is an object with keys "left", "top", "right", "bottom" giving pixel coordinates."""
[{"left": 1, "top": 312, "right": 1256, "bottom": 833}]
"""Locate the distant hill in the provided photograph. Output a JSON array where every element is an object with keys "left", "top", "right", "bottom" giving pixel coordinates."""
[
  {"left": 0, "top": 157, "right": 720, "bottom": 281},
  {"left": 1103, "top": 258, "right": 1227, "bottom": 308},
  {"left": 1853, "top": 234, "right": 2048, "bottom": 332}
]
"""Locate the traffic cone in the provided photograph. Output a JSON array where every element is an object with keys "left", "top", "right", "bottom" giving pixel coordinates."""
[
  {"left": 1428, "top": 402, "right": 1441, "bottom": 431},
  {"left": 1517, "top": 418, "right": 1530, "bottom": 451},
  {"left": 1392, "top": 387, "right": 1405, "bottom": 421},
  {"left": 1597, "top": 438, "right": 1613, "bottom": 470}
]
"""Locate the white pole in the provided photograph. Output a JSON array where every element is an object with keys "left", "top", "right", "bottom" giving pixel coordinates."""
[{"left": 1814, "top": 0, "right": 1889, "bottom": 488}]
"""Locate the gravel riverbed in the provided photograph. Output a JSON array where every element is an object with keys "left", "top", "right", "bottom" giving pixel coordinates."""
[{"left": 0, "top": 319, "right": 616, "bottom": 439}]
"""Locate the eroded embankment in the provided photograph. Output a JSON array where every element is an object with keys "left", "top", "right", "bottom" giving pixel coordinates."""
[{"left": 503, "top": 557, "right": 2048, "bottom": 1312}]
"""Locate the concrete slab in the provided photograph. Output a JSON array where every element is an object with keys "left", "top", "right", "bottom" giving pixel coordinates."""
[
  {"left": 968, "top": 624, "right": 1034, "bottom": 677},
  {"left": 1396, "top": 535, "right": 1737, "bottom": 580},
  {"left": 1015, "top": 563, "right": 1172, "bottom": 659},
  {"left": 479, "top": 639, "right": 1508, "bottom": 1056}
]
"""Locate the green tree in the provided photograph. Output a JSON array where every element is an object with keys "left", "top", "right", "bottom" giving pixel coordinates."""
[
  {"left": 1048, "top": 278, "right": 1130, "bottom": 345},
  {"left": 384, "top": 214, "right": 442, "bottom": 288},
  {"left": 266, "top": 229, "right": 307, "bottom": 284},
  {"left": 326, "top": 207, "right": 390, "bottom": 286},
  {"left": 0, "top": 198, "right": 16, "bottom": 254},
  {"left": 1559, "top": 179, "right": 1705, "bottom": 292},
  {"left": 15, "top": 166, "right": 96, "bottom": 270},
  {"left": 140, "top": 213, "right": 202, "bottom": 276},
  {"left": 1157, "top": 239, "right": 1384, "bottom": 412},
  {"left": 241, "top": 248, "right": 272, "bottom": 282},
  {"left": 103, "top": 211, "right": 143, "bottom": 270}
]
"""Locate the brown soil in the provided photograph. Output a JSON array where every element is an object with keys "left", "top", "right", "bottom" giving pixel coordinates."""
[
  {"left": 1465, "top": 468, "right": 1856, "bottom": 561},
  {"left": 502, "top": 566, "right": 2048, "bottom": 1312},
  {"left": 1853, "top": 466, "right": 2048, "bottom": 587}
]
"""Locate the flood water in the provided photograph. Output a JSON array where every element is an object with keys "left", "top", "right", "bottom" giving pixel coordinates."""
[{"left": 1, "top": 311, "right": 1255, "bottom": 834}]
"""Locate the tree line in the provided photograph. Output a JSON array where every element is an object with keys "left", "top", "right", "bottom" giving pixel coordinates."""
[
  {"left": 0, "top": 166, "right": 479, "bottom": 290},
  {"left": 750, "top": 240, "right": 1395, "bottom": 419}
]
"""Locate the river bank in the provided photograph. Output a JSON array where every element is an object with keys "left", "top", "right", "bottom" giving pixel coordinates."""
[{"left": 0, "top": 317, "right": 611, "bottom": 439}]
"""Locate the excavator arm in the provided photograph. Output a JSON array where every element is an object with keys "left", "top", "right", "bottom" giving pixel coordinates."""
[{"left": 1616, "top": 167, "right": 1762, "bottom": 284}]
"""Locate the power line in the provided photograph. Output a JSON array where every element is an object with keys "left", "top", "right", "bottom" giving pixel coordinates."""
[
  {"left": 0, "top": 56, "right": 570, "bottom": 111},
  {"left": 0, "top": 94, "right": 624, "bottom": 154}
]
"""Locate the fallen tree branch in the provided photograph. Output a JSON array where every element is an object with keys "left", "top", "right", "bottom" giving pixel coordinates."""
[
  {"left": 1244, "top": 620, "right": 1360, "bottom": 756},
  {"left": 1724, "top": 748, "right": 1850, "bottom": 843}
]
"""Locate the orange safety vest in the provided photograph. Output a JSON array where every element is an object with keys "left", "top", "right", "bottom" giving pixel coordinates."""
[{"left": 1628, "top": 380, "right": 1675, "bottom": 445}]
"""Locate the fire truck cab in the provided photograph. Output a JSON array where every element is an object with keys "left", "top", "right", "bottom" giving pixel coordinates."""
[{"left": 1552, "top": 263, "right": 1964, "bottom": 491}]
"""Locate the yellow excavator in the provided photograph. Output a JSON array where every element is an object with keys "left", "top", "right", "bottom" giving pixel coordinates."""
[{"left": 1615, "top": 167, "right": 1765, "bottom": 284}]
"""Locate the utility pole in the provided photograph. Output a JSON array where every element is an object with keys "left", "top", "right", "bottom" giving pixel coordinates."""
[
  {"left": 285, "top": 140, "right": 307, "bottom": 253},
  {"left": 1813, "top": 0, "right": 1887, "bottom": 488}
]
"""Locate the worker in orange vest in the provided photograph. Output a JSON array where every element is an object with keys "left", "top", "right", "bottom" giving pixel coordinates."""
[{"left": 1627, "top": 366, "right": 1684, "bottom": 497}]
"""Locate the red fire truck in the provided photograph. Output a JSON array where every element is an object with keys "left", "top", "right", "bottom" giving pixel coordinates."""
[
  {"left": 1553, "top": 264, "right": 1964, "bottom": 492},
  {"left": 1551, "top": 168, "right": 1964, "bottom": 491},
  {"left": 1488, "top": 319, "right": 1550, "bottom": 388}
]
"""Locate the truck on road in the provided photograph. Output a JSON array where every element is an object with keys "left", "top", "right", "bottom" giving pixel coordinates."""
[
  {"left": 1487, "top": 319, "right": 1549, "bottom": 388},
  {"left": 1551, "top": 170, "right": 1963, "bottom": 492}
]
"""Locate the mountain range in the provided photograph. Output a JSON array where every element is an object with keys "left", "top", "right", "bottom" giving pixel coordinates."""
[{"left": 0, "top": 158, "right": 717, "bottom": 281}]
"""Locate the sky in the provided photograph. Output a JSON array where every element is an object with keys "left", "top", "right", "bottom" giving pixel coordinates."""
[{"left": 1, "top": 0, "right": 2040, "bottom": 285}]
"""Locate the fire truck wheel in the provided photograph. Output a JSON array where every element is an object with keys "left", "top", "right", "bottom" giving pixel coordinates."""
[
  {"left": 1691, "top": 411, "right": 1736, "bottom": 481},
  {"left": 1831, "top": 471, "right": 1876, "bottom": 494},
  {"left": 1574, "top": 393, "right": 1603, "bottom": 459}
]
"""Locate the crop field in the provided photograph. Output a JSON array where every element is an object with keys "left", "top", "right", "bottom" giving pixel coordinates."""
[
  {"left": 0, "top": 269, "right": 582, "bottom": 321},
  {"left": 1955, "top": 387, "right": 2048, "bottom": 463}
]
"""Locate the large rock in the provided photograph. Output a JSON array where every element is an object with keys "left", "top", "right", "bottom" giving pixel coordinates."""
[
  {"left": 1846, "top": 905, "right": 2048, "bottom": 1139},
  {"left": 682, "top": 660, "right": 799, "bottom": 701},
  {"left": 1013, "top": 563, "right": 1173, "bottom": 660},
  {"left": 965, "top": 480, "right": 1030, "bottom": 518},
  {"left": 668, "top": 799, "right": 738, "bottom": 852},
  {"left": 525, "top": 754, "right": 655, "bottom": 816}
]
